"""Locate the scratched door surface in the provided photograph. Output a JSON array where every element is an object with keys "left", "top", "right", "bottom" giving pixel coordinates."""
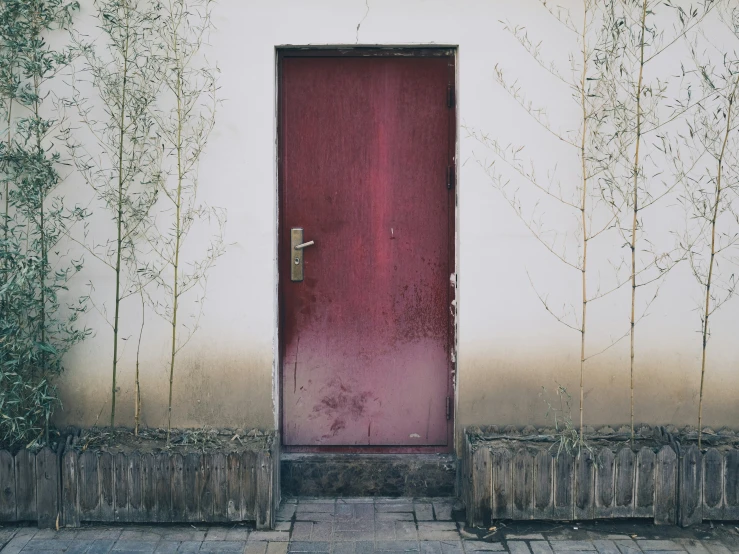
[{"left": 280, "top": 52, "right": 455, "bottom": 447}]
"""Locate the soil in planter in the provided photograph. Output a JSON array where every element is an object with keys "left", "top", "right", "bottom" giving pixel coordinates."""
[
  {"left": 63, "top": 426, "right": 275, "bottom": 455},
  {"left": 466, "top": 424, "right": 739, "bottom": 453}
]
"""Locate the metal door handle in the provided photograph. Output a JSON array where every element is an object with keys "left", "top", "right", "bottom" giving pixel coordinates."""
[{"left": 294, "top": 240, "right": 315, "bottom": 250}]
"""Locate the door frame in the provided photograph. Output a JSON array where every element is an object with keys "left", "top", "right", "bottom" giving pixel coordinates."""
[{"left": 276, "top": 46, "right": 458, "bottom": 454}]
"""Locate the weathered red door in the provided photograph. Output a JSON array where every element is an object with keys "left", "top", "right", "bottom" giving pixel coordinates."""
[{"left": 279, "top": 51, "right": 455, "bottom": 448}]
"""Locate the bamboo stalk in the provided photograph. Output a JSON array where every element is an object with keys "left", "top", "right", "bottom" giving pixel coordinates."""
[
  {"left": 698, "top": 75, "right": 739, "bottom": 449},
  {"left": 578, "top": 0, "right": 589, "bottom": 446}
]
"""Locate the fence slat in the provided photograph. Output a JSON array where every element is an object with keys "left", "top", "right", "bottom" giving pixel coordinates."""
[
  {"left": 614, "top": 448, "right": 635, "bottom": 517},
  {"left": 491, "top": 449, "right": 511, "bottom": 521},
  {"left": 655, "top": 445, "right": 677, "bottom": 525},
  {"left": 725, "top": 449, "right": 739, "bottom": 520},
  {"left": 575, "top": 449, "right": 594, "bottom": 520},
  {"left": 99, "top": 452, "right": 114, "bottom": 522},
  {"left": 114, "top": 452, "right": 128, "bottom": 522},
  {"left": 36, "top": 448, "right": 58, "bottom": 528},
  {"left": 199, "top": 454, "right": 213, "bottom": 521},
  {"left": 78, "top": 451, "right": 98, "bottom": 521},
  {"left": 512, "top": 449, "right": 533, "bottom": 520},
  {"left": 171, "top": 454, "right": 186, "bottom": 521},
  {"left": 703, "top": 448, "right": 723, "bottom": 520},
  {"left": 141, "top": 453, "right": 156, "bottom": 522},
  {"left": 184, "top": 453, "right": 200, "bottom": 522},
  {"left": 127, "top": 452, "right": 143, "bottom": 522},
  {"left": 679, "top": 445, "right": 702, "bottom": 527},
  {"left": 533, "top": 450, "right": 552, "bottom": 520},
  {"left": 212, "top": 452, "right": 228, "bottom": 522},
  {"left": 61, "top": 451, "right": 79, "bottom": 527},
  {"left": 227, "top": 453, "right": 241, "bottom": 521},
  {"left": 595, "top": 447, "right": 614, "bottom": 518},
  {"left": 156, "top": 453, "right": 171, "bottom": 522},
  {"left": 0, "top": 451, "right": 16, "bottom": 522},
  {"left": 255, "top": 451, "right": 274, "bottom": 530},
  {"left": 553, "top": 452, "right": 574, "bottom": 520},
  {"left": 15, "top": 449, "right": 36, "bottom": 521},
  {"left": 240, "top": 450, "right": 256, "bottom": 521},
  {"left": 635, "top": 447, "right": 656, "bottom": 518}
]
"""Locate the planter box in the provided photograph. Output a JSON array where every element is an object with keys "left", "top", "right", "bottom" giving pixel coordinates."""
[
  {"left": 0, "top": 432, "right": 280, "bottom": 529},
  {"left": 463, "top": 427, "right": 739, "bottom": 527}
]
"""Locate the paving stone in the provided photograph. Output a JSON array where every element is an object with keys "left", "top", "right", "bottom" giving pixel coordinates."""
[
  {"left": 269, "top": 542, "right": 291, "bottom": 554},
  {"left": 376, "top": 522, "right": 399, "bottom": 540},
  {"left": 79, "top": 529, "right": 124, "bottom": 541},
  {"left": 643, "top": 551, "right": 686, "bottom": 554},
  {"left": 550, "top": 542, "right": 596, "bottom": 552},
  {"left": 377, "top": 512, "right": 415, "bottom": 522},
  {"left": 463, "top": 542, "right": 506, "bottom": 552},
  {"left": 336, "top": 503, "right": 355, "bottom": 517},
  {"left": 335, "top": 517, "right": 374, "bottom": 532},
  {"left": 276, "top": 522, "right": 292, "bottom": 532},
  {"left": 154, "top": 541, "right": 180, "bottom": 553},
  {"left": 23, "top": 540, "right": 73, "bottom": 550},
  {"left": 278, "top": 504, "right": 298, "bottom": 521},
  {"left": 311, "top": 522, "right": 334, "bottom": 541},
  {"left": 636, "top": 543, "right": 682, "bottom": 551},
  {"left": 531, "top": 542, "right": 554, "bottom": 554},
  {"left": 204, "top": 527, "right": 230, "bottom": 541},
  {"left": 251, "top": 532, "right": 291, "bottom": 542},
  {"left": 198, "top": 540, "right": 248, "bottom": 552},
  {"left": 84, "top": 539, "right": 116, "bottom": 554},
  {"left": 704, "top": 544, "right": 732, "bottom": 554},
  {"left": 177, "top": 542, "right": 203, "bottom": 553},
  {"left": 2, "top": 534, "right": 35, "bottom": 554},
  {"left": 299, "top": 502, "right": 336, "bottom": 514},
  {"left": 508, "top": 536, "right": 545, "bottom": 541},
  {"left": 676, "top": 540, "right": 710, "bottom": 554},
  {"left": 246, "top": 543, "right": 269, "bottom": 554},
  {"left": 614, "top": 541, "right": 641, "bottom": 554},
  {"left": 354, "top": 504, "right": 375, "bottom": 518},
  {"left": 297, "top": 513, "right": 337, "bottom": 522},
  {"left": 418, "top": 523, "right": 458, "bottom": 541},
  {"left": 331, "top": 542, "right": 374, "bottom": 554},
  {"left": 605, "top": 538, "right": 633, "bottom": 542},
  {"left": 433, "top": 502, "right": 454, "bottom": 521},
  {"left": 67, "top": 540, "right": 96, "bottom": 554},
  {"left": 509, "top": 542, "right": 532, "bottom": 554},
  {"left": 415, "top": 503, "right": 435, "bottom": 521},
  {"left": 422, "top": 542, "right": 443, "bottom": 554},
  {"left": 160, "top": 530, "right": 205, "bottom": 542},
  {"left": 377, "top": 503, "right": 415, "bottom": 513},
  {"left": 112, "top": 540, "right": 158, "bottom": 552},
  {"left": 441, "top": 541, "right": 465, "bottom": 554},
  {"left": 396, "top": 521, "right": 419, "bottom": 540},
  {"left": 292, "top": 523, "right": 314, "bottom": 541},
  {"left": 592, "top": 541, "right": 620, "bottom": 554},
  {"left": 226, "top": 528, "right": 250, "bottom": 541},
  {"left": 289, "top": 541, "right": 332, "bottom": 552},
  {"left": 376, "top": 540, "right": 421, "bottom": 551},
  {"left": 334, "top": 530, "right": 375, "bottom": 542},
  {"left": 120, "top": 530, "right": 164, "bottom": 541},
  {"left": 33, "top": 530, "right": 58, "bottom": 540}
]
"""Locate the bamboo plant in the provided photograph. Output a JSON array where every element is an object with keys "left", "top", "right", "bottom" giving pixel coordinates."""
[
  {"left": 0, "top": 0, "right": 88, "bottom": 447},
  {"left": 468, "top": 0, "right": 618, "bottom": 444},
  {"left": 65, "top": 0, "right": 163, "bottom": 430},
  {"left": 142, "top": 0, "right": 225, "bottom": 443}
]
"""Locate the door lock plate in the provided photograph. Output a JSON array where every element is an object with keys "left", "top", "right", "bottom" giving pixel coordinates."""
[{"left": 291, "top": 228, "right": 304, "bottom": 282}]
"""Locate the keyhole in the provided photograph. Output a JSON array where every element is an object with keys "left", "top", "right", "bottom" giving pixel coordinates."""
[{"left": 294, "top": 257, "right": 300, "bottom": 265}]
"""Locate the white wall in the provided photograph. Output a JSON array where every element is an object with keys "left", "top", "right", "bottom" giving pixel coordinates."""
[{"left": 56, "top": 0, "right": 739, "bottom": 442}]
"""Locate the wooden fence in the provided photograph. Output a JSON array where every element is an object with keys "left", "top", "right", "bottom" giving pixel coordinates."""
[
  {"left": 463, "top": 434, "right": 739, "bottom": 527},
  {"left": 0, "top": 440, "right": 279, "bottom": 529}
]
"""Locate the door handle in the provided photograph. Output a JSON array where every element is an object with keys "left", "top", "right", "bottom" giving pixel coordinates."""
[
  {"left": 290, "top": 228, "right": 314, "bottom": 282},
  {"left": 294, "top": 240, "right": 315, "bottom": 250}
]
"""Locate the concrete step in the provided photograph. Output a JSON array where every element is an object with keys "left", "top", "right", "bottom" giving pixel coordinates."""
[{"left": 280, "top": 453, "right": 457, "bottom": 497}]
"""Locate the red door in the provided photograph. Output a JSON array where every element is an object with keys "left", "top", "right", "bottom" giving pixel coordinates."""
[{"left": 279, "top": 51, "right": 455, "bottom": 448}]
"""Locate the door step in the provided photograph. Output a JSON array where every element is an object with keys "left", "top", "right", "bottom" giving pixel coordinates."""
[{"left": 280, "top": 453, "right": 457, "bottom": 497}]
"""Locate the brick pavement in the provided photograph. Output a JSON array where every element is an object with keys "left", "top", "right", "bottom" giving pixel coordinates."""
[{"left": 2, "top": 498, "right": 739, "bottom": 553}]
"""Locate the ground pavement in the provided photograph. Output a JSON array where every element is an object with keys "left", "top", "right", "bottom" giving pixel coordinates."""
[{"left": 2, "top": 498, "right": 739, "bottom": 554}]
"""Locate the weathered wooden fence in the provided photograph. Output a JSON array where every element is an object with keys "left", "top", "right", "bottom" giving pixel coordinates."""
[
  {"left": 0, "top": 441, "right": 279, "bottom": 529},
  {"left": 463, "top": 434, "right": 739, "bottom": 527}
]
